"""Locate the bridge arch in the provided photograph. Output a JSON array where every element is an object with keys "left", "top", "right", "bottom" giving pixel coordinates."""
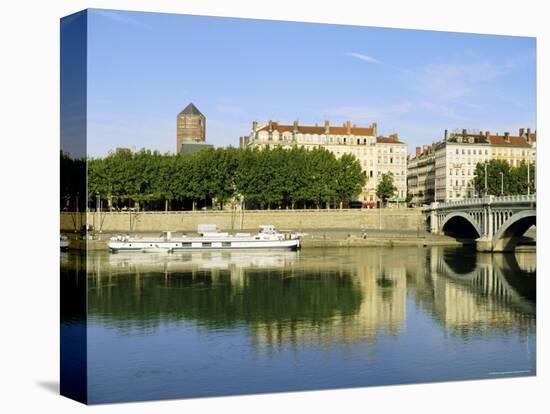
[
  {"left": 440, "top": 212, "right": 482, "bottom": 239},
  {"left": 492, "top": 209, "right": 536, "bottom": 252}
]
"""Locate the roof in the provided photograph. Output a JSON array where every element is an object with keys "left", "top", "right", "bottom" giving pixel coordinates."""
[
  {"left": 444, "top": 131, "right": 533, "bottom": 147},
  {"left": 376, "top": 136, "right": 404, "bottom": 144},
  {"left": 178, "top": 103, "right": 203, "bottom": 116},
  {"left": 256, "top": 122, "right": 375, "bottom": 136},
  {"left": 487, "top": 135, "right": 530, "bottom": 147}
]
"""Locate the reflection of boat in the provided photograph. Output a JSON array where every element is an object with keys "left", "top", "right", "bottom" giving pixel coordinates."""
[
  {"left": 106, "top": 249, "right": 299, "bottom": 271},
  {"left": 108, "top": 225, "right": 301, "bottom": 253},
  {"left": 60, "top": 235, "right": 69, "bottom": 251}
]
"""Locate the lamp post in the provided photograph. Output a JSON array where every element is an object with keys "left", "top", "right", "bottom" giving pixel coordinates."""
[
  {"left": 527, "top": 156, "right": 531, "bottom": 196},
  {"left": 500, "top": 172, "right": 504, "bottom": 196},
  {"left": 96, "top": 192, "right": 100, "bottom": 235},
  {"left": 484, "top": 162, "right": 488, "bottom": 196}
]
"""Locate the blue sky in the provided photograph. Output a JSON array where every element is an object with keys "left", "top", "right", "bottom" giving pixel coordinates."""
[{"left": 86, "top": 9, "right": 536, "bottom": 157}]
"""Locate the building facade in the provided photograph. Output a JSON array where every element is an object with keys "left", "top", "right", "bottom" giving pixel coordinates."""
[
  {"left": 176, "top": 103, "right": 212, "bottom": 155},
  {"left": 407, "top": 145, "right": 436, "bottom": 206},
  {"left": 241, "top": 120, "right": 407, "bottom": 205},
  {"left": 407, "top": 128, "right": 536, "bottom": 204}
]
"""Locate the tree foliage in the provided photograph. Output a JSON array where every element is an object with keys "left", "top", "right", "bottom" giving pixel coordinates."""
[
  {"left": 473, "top": 160, "right": 535, "bottom": 196},
  {"left": 376, "top": 173, "right": 397, "bottom": 206},
  {"left": 83, "top": 146, "right": 366, "bottom": 211}
]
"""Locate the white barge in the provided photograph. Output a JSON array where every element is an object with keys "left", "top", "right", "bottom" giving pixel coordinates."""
[{"left": 108, "top": 224, "right": 301, "bottom": 253}]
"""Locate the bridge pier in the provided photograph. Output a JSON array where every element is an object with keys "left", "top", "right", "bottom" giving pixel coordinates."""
[{"left": 475, "top": 237, "right": 493, "bottom": 252}]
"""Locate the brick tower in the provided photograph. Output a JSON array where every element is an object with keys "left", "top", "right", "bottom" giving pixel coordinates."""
[{"left": 176, "top": 103, "right": 206, "bottom": 153}]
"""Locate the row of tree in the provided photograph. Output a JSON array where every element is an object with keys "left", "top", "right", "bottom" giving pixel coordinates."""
[
  {"left": 86, "top": 146, "right": 367, "bottom": 211},
  {"left": 473, "top": 159, "right": 536, "bottom": 196}
]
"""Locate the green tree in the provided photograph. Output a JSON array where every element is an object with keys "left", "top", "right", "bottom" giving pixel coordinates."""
[
  {"left": 474, "top": 160, "right": 512, "bottom": 196},
  {"left": 334, "top": 153, "right": 366, "bottom": 208},
  {"left": 376, "top": 173, "right": 397, "bottom": 207}
]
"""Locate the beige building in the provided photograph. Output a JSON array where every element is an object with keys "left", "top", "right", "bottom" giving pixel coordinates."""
[
  {"left": 407, "top": 128, "right": 536, "bottom": 203},
  {"left": 241, "top": 120, "right": 407, "bottom": 206},
  {"left": 407, "top": 145, "right": 436, "bottom": 206}
]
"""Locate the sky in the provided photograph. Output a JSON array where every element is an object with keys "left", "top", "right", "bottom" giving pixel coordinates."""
[{"left": 84, "top": 9, "right": 536, "bottom": 157}]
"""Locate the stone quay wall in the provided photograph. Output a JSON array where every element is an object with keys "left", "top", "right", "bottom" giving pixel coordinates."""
[{"left": 61, "top": 208, "right": 425, "bottom": 233}]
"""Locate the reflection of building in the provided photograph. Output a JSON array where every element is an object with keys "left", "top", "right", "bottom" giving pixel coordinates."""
[
  {"left": 407, "top": 128, "right": 537, "bottom": 203},
  {"left": 251, "top": 250, "right": 408, "bottom": 348},
  {"left": 240, "top": 120, "right": 407, "bottom": 205},
  {"left": 176, "top": 103, "right": 213, "bottom": 155}
]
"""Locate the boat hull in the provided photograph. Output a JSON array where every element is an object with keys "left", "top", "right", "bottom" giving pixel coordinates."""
[{"left": 109, "top": 239, "right": 300, "bottom": 253}]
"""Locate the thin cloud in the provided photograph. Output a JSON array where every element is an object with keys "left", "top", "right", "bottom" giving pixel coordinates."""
[
  {"left": 326, "top": 102, "right": 412, "bottom": 122},
  {"left": 347, "top": 52, "right": 382, "bottom": 65}
]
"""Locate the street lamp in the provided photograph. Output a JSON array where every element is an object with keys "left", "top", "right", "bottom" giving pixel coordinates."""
[
  {"left": 500, "top": 172, "right": 504, "bottom": 196},
  {"left": 484, "top": 162, "right": 488, "bottom": 196},
  {"left": 527, "top": 156, "right": 531, "bottom": 196}
]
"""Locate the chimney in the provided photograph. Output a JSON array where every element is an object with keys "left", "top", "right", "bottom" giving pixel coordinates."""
[
  {"left": 462, "top": 129, "right": 467, "bottom": 137},
  {"left": 519, "top": 128, "right": 525, "bottom": 137},
  {"left": 372, "top": 122, "right": 378, "bottom": 136},
  {"left": 293, "top": 120, "right": 298, "bottom": 133},
  {"left": 415, "top": 146, "right": 421, "bottom": 157},
  {"left": 444, "top": 129, "right": 448, "bottom": 141},
  {"left": 252, "top": 121, "right": 258, "bottom": 132},
  {"left": 345, "top": 121, "right": 351, "bottom": 134},
  {"left": 324, "top": 120, "right": 330, "bottom": 134},
  {"left": 423, "top": 144, "right": 429, "bottom": 152},
  {"left": 504, "top": 132, "right": 510, "bottom": 143},
  {"left": 485, "top": 131, "right": 490, "bottom": 138},
  {"left": 268, "top": 120, "right": 273, "bottom": 132}
]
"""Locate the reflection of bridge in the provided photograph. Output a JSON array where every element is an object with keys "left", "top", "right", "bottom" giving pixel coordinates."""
[
  {"left": 431, "top": 248, "right": 536, "bottom": 307},
  {"left": 425, "top": 247, "right": 536, "bottom": 332},
  {"left": 424, "top": 195, "right": 536, "bottom": 252}
]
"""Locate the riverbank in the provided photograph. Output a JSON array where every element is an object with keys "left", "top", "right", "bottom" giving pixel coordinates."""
[
  {"left": 61, "top": 208, "right": 424, "bottom": 233},
  {"left": 62, "top": 228, "right": 473, "bottom": 251}
]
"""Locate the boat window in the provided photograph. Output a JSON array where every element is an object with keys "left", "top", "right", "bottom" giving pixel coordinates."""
[
  {"left": 222, "top": 242, "right": 231, "bottom": 247},
  {"left": 181, "top": 242, "right": 191, "bottom": 247},
  {"left": 203, "top": 242, "right": 212, "bottom": 247}
]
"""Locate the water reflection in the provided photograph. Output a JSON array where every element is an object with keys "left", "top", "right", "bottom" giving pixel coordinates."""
[{"left": 76, "top": 247, "right": 536, "bottom": 348}]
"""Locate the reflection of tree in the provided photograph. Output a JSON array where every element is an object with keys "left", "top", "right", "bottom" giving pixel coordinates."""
[
  {"left": 376, "top": 272, "right": 395, "bottom": 302},
  {"left": 87, "top": 268, "right": 363, "bottom": 331}
]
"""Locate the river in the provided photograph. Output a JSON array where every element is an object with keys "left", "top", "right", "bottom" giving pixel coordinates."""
[{"left": 61, "top": 246, "right": 536, "bottom": 404}]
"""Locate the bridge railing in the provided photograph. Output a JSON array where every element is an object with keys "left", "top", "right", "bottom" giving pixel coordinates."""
[{"left": 423, "top": 194, "right": 536, "bottom": 211}]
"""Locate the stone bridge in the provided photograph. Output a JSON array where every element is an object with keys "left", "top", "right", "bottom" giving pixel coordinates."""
[{"left": 424, "top": 195, "right": 536, "bottom": 252}]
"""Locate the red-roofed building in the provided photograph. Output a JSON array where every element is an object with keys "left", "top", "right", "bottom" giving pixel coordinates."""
[{"left": 241, "top": 120, "right": 408, "bottom": 205}]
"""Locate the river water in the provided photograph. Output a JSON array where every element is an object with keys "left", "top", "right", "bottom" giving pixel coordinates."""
[{"left": 61, "top": 246, "right": 536, "bottom": 403}]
